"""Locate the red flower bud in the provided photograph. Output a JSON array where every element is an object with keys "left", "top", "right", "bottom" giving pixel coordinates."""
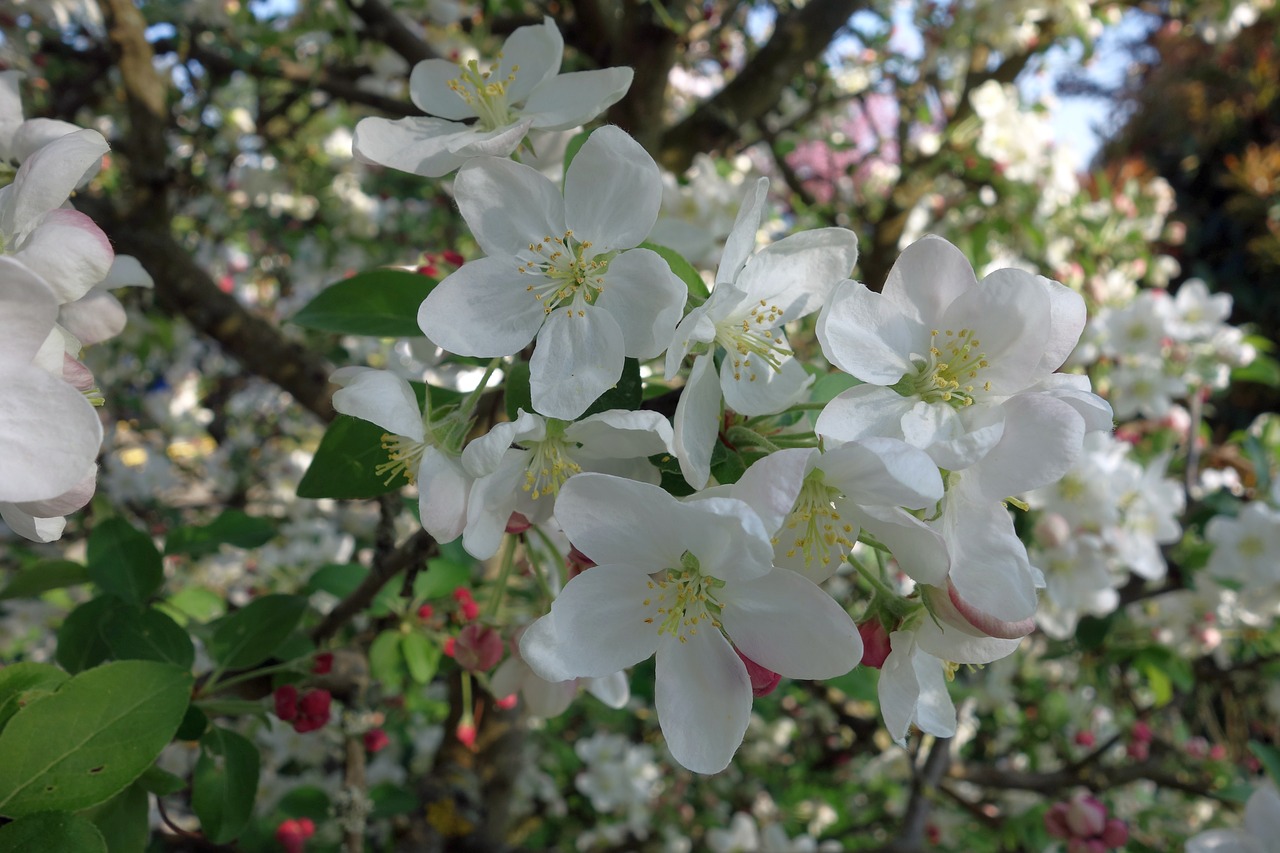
[
  {"left": 292, "top": 689, "right": 332, "bottom": 733},
  {"left": 454, "top": 624, "right": 504, "bottom": 672},
  {"left": 456, "top": 721, "right": 477, "bottom": 749},
  {"left": 858, "top": 619, "right": 893, "bottom": 669},
  {"left": 275, "top": 818, "right": 314, "bottom": 853},
  {"left": 311, "top": 652, "right": 333, "bottom": 675},
  {"left": 417, "top": 604, "right": 434, "bottom": 620},
  {"left": 495, "top": 693, "right": 518, "bottom": 710},
  {"left": 734, "top": 647, "right": 782, "bottom": 697},
  {"left": 273, "top": 685, "right": 299, "bottom": 722},
  {"left": 363, "top": 728, "right": 390, "bottom": 753}
]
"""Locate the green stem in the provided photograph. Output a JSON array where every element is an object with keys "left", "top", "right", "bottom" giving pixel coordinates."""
[
  {"left": 850, "top": 553, "right": 899, "bottom": 600},
  {"left": 724, "top": 424, "right": 782, "bottom": 453},
  {"left": 487, "top": 533, "right": 519, "bottom": 618},
  {"left": 201, "top": 658, "right": 306, "bottom": 697},
  {"left": 528, "top": 524, "right": 562, "bottom": 603},
  {"left": 459, "top": 356, "right": 503, "bottom": 417}
]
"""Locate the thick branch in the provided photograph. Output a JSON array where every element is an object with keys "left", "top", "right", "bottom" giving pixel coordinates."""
[
  {"left": 658, "top": 0, "right": 865, "bottom": 172},
  {"left": 343, "top": 0, "right": 437, "bottom": 67}
]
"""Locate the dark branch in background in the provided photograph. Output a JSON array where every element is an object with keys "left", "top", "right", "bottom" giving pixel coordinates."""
[
  {"left": 342, "top": 0, "right": 438, "bottom": 66},
  {"left": 311, "top": 529, "right": 437, "bottom": 645},
  {"left": 865, "top": 736, "right": 951, "bottom": 853},
  {"left": 600, "top": 1, "right": 682, "bottom": 152},
  {"left": 658, "top": 0, "right": 866, "bottom": 172}
]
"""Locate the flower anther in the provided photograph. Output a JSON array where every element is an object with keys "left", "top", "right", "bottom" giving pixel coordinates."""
[
  {"left": 642, "top": 553, "right": 725, "bottom": 646},
  {"left": 517, "top": 231, "right": 611, "bottom": 317},
  {"left": 894, "top": 327, "right": 992, "bottom": 407},
  {"left": 776, "top": 469, "right": 855, "bottom": 573},
  {"left": 448, "top": 57, "right": 521, "bottom": 131},
  {"left": 715, "top": 298, "right": 792, "bottom": 382}
]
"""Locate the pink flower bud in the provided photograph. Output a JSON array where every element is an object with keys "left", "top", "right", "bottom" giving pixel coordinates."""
[
  {"left": 504, "top": 512, "right": 531, "bottom": 534},
  {"left": 311, "top": 652, "right": 333, "bottom": 675},
  {"left": 276, "top": 818, "right": 314, "bottom": 853},
  {"left": 1100, "top": 818, "right": 1129, "bottom": 847},
  {"left": 62, "top": 354, "right": 96, "bottom": 392},
  {"left": 566, "top": 545, "right": 595, "bottom": 579},
  {"left": 1067, "top": 840, "right": 1105, "bottom": 853},
  {"left": 1209, "top": 743, "right": 1226, "bottom": 760},
  {"left": 1074, "top": 730, "right": 1096, "bottom": 748},
  {"left": 454, "top": 624, "right": 504, "bottom": 672},
  {"left": 1131, "top": 720, "right": 1152, "bottom": 743},
  {"left": 273, "top": 685, "right": 299, "bottom": 722},
  {"left": 858, "top": 619, "right": 893, "bottom": 669},
  {"left": 495, "top": 693, "right": 518, "bottom": 710},
  {"left": 456, "top": 721, "right": 477, "bottom": 749},
  {"left": 1045, "top": 803, "right": 1072, "bottom": 838},
  {"left": 1065, "top": 794, "right": 1107, "bottom": 837},
  {"left": 734, "top": 648, "right": 782, "bottom": 697},
  {"left": 1034, "top": 513, "right": 1072, "bottom": 549},
  {"left": 292, "top": 689, "right": 332, "bottom": 733}
]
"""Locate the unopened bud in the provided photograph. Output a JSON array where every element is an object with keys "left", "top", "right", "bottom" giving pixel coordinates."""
[
  {"left": 1064, "top": 794, "right": 1107, "bottom": 838},
  {"left": 734, "top": 647, "right": 781, "bottom": 697},
  {"left": 566, "top": 545, "right": 595, "bottom": 579},
  {"left": 1034, "top": 513, "right": 1072, "bottom": 549},
  {"left": 454, "top": 624, "right": 504, "bottom": 672},
  {"left": 505, "top": 512, "right": 531, "bottom": 534},
  {"left": 456, "top": 721, "right": 477, "bottom": 749},
  {"left": 1100, "top": 819, "right": 1129, "bottom": 847},
  {"left": 858, "top": 619, "right": 893, "bottom": 669},
  {"left": 363, "top": 728, "right": 390, "bottom": 753}
]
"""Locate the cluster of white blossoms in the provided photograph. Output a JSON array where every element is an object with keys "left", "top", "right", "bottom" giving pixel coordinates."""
[
  {"left": 1075, "top": 279, "right": 1254, "bottom": 420},
  {"left": 0, "top": 73, "right": 149, "bottom": 542},
  {"left": 1025, "top": 431, "right": 1184, "bottom": 638},
  {"left": 337, "top": 17, "right": 1112, "bottom": 773}
]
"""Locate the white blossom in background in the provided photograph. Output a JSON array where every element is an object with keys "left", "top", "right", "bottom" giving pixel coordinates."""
[
  {"left": 1205, "top": 502, "right": 1280, "bottom": 595},
  {"left": 648, "top": 153, "right": 757, "bottom": 269},
  {"left": 418, "top": 126, "right": 685, "bottom": 420},
  {"left": 353, "top": 17, "right": 632, "bottom": 178},
  {"left": 1186, "top": 784, "right": 1280, "bottom": 853},
  {"left": 573, "top": 733, "right": 662, "bottom": 846},
  {"left": 707, "top": 811, "right": 840, "bottom": 853}
]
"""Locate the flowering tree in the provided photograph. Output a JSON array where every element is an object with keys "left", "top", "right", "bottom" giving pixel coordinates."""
[{"left": 1, "top": 1, "right": 1279, "bottom": 851}]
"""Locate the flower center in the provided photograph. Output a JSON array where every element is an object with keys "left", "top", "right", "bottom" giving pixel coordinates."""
[
  {"left": 775, "top": 470, "right": 855, "bottom": 572},
  {"left": 519, "top": 424, "right": 582, "bottom": 500},
  {"left": 448, "top": 57, "right": 519, "bottom": 131},
  {"left": 377, "top": 434, "right": 427, "bottom": 486},
  {"left": 714, "top": 299, "right": 791, "bottom": 382},
  {"left": 518, "top": 230, "right": 609, "bottom": 316},
  {"left": 895, "top": 328, "right": 991, "bottom": 407},
  {"left": 1238, "top": 535, "right": 1265, "bottom": 559},
  {"left": 641, "top": 554, "right": 725, "bottom": 644}
]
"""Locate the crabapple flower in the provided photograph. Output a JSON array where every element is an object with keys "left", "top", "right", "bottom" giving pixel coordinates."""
[
  {"left": 878, "top": 584, "right": 1028, "bottom": 745},
  {"left": 520, "top": 473, "right": 860, "bottom": 773},
  {"left": 1186, "top": 784, "right": 1280, "bottom": 853},
  {"left": 816, "top": 234, "right": 1087, "bottom": 471},
  {"left": 491, "top": 626, "right": 629, "bottom": 718},
  {"left": 0, "top": 258, "right": 103, "bottom": 541},
  {"left": 418, "top": 126, "right": 684, "bottom": 419},
  {"left": 1205, "top": 502, "right": 1280, "bottom": 594},
  {"left": 352, "top": 17, "right": 632, "bottom": 178},
  {"left": 0, "top": 128, "right": 114, "bottom": 305},
  {"left": 459, "top": 407, "right": 674, "bottom": 559},
  {"left": 666, "top": 177, "right": 859, "bottom": 487},
  {"left": 329, "top": 366, "right": 472, "bottom": 543}
]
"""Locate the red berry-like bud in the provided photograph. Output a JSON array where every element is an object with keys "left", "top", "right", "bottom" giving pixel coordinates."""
[
  {"left": 312, "top": 652, "right": 334, "bottom": 675},
  {"left": 417, "top": 604, "right": 434, "bottom": 620},
  {"left": 734, "top": 647, "right": 782, "bottom": 697},
  {"left": 1131, "top": 720, "right": 1153, "bottom": 743},
  {"left": 456, "top": 721, "right": 477, "bottom": 749},
  {"left": 363, "top": 728, "right": 390, "bottom": 753},
  {"left": 273, "top": 685, "right": 299, "bottom": 722},
  {"left": 297, "top": 818, "right": 315, "bottom": 838},
  {"left": 275, "top": 819, "right": 310, "bottom": 853},
  {"left": 1074, "top": 730, "right": 1096, "bottom": 748},
  {"left": 292, "top": 690, "right": 332, "bottom": 733},
  {"left": 443, "top": 636, "right": 457, "bottom": 657},
  {"left": 442, "top": 250, "right": 465, "bottom": 267},
  {"left": 858, "top": 619, "right": 893, "bottom": 669},
  {"left": 1065, "top": 794, "right": 1107, "bottom": 837},
  {"left": 495, "top": 693, "right": 518, "bottom": 710},
  {"left": 454, "top": 624, "right": 504, "bottom": 672},
  {"left": 1100, "top": 819, "right": 1129, "bottom": 847}
]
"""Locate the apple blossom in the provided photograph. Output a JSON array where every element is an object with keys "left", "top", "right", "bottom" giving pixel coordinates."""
[
  {"left": 418, "top": 125, "right": 685, "bottom": 419},
  {"left": 352, "top": 17, "right": 632, "bottom": 178},
  {"left": 666, "top": 177, "right": 858, "bottom": 487},
  {"left": 520, "top": 473, "right": 860, "bottom": 773}
]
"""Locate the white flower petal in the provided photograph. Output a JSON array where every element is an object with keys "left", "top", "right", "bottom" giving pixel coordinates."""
[
  {"left": 0, "top": 129, "right": 107, "bottom": 241},
  {"left": 352, "top": 115, "right": 527, "bottom": 178},
  {"left": 720, "top": 347, "right": 811, "bottom": 416},
  {"left": 735, "top": 227, "right": 858, "bottom": 322},
  {"left": 882, "top": 234, "right": 976, "bottom": 325},
  {"left": 418, "top": 256, "right": 547, "bottom": 356},
  {"left": 851, "top": 505, "right": 950, "bottom": 587},
  {"left": 556, "top": 473, "right": 688, "bottom": 568},
  {"left": 0, "top": 362, "right": 102, "bottom": 503},
  {"left": 939, "top": 268, "right": 1050, "bottom": 396},
  {"left": 679, "top": 496, "right": 775, "bottom": 581},
  {"left": 417, "top": 447, "right": 471, "bottom": 543},
  {"left": 0, "top": 256, "right": 58, "bottom": 363},
  {"left": 717, "top": 178, "right": 768, "bottom": 285},
  {"left": 720, "top": 569, "right": 860, "bottom": 679},
  {"left": 969, "top": 393, "right": 1085, "bottom": 500},
  {"left": 499, "top": 16, "right": 564, "bottom": 102},
  {"left": 818, "top": 279, "right": 917, "bottom": 384},
  {"left": 567, "top": 409, "right": 674, "bottom": 458},
  {"left": 1037, "top": 276, "right": 1087, "bottom": 374},
  {"left": 731, "top": 447, "right": 813, "bottom": 536},
  {"left": 329, "top": 367, "right": 424, "bottom": 441},
  {"left": 409, "top": 59, "right": 477, "bottom": 120},
  {"left": 454, "top": 156, "right": 566, "bottom": 257},
  {"left": 943, "top": 498, "right": 1039, "bottom": 622},
  {"left": 655, "top": 630, "right": 752, "bottom": 774},
  {"left": 564, "top": 126, "right": 661, "bottom": 249},
  {"left": 593, "top": 248, "right": 685, "bottom": 359},
  {"left": 815, "top": 384, "right": 916, "bottom": 446},
  {"left": 58, "top": 291, "right": 127, "bottom": 346},
  {"left": 520, "top": 566, "right": 660, "bottom": 680},
  {"left": 822, "top": 437, "right": 942, "bottom": 509},
  {"left": 13, "top": 208, "right": 113, "bottom": 304},
  {"left": 530, "top": 303, "right": 625, "bottom": 419},
  {"left": 524, "top": 68, "right": 633, "bottom": 131},
  {"left": 0, "top": 503, "right": 67, "bottom": 543},
  {"left": 673, "top": 353, "right": 721, "bottom": 490}
]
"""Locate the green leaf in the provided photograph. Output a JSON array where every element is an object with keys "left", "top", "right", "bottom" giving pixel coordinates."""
[
  {"left": 207, "top": 594, "right": 308, "bottom": 670},
  {"left": 306, "top": 563, "right": 368, "bottom": 599},
  {"left": 561, "top": 129, "right": 591, "bottom": 177},
  {"left": 192, "top": 727, "right": 259, "bottom": 845},
  {"left": 1250, "top": 740, "right": 1280, "bottom": 788},
  {"left": 277, "top": 785, "right": 330, "bottom": 821},
  {"left": 290, "top": 268, "right": 436, "bottom": 337},
  {"left": 165, "top": 511, "right": 277, "bottom": 558},
  {"left": 0, "top": 560, "right": 90, "bottom": 601},
  {"left": 640, "top": 241, "right": 709, "bottom": 300},
  {"left": 504, "top": 361, "right": 533, "bottom": 422},
  {"left": 297, "top": 415, "right": 401, "bottom": 500},
  {"left": 136, "top": 766, "right": 186, "bottom": 797},
  {"left": 86, "top": 519, "right": 163, "bottom": 608},
  {"left": 580, "top": 357, "right": 643, "bottom": 417},
  {"left": 0, "top": 661, "right": 193, "bottom": 817},
  {"left": 369, "top": 631, "right": 405, "bottom": 695},
  {"left": 0, "top": 664, "right": 69, "bottom": 732},
  {"left": 0, "top": 811, "right": 106, "bottom": 852},
  {"left": 81, "top": 782, "right": 148, "bottom": 853},
  {"left": 55, "top": 597, "right": 121, "bottom": 675},
  {"left": 370, "top": 781, "right": 418, "bottom": 819},
  {"left": 1232, "top": 352, "right": 1280, "bottom": 388},
  {"left": 104, "top": 608, "right": 195, "bottom": 670},
  {"left": 400, "top": 632, "right": 441, "bottom": 685},
  {"left": 414, "top": 559, "right": 472, "bottom": 601},
  {"left": 709, "top": 442, "right": 747, "bottom": 486}
]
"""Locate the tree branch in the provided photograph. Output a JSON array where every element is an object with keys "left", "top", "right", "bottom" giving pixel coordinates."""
[{"left": 311, "top": 529, "right": 437, "bottom": 645}]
